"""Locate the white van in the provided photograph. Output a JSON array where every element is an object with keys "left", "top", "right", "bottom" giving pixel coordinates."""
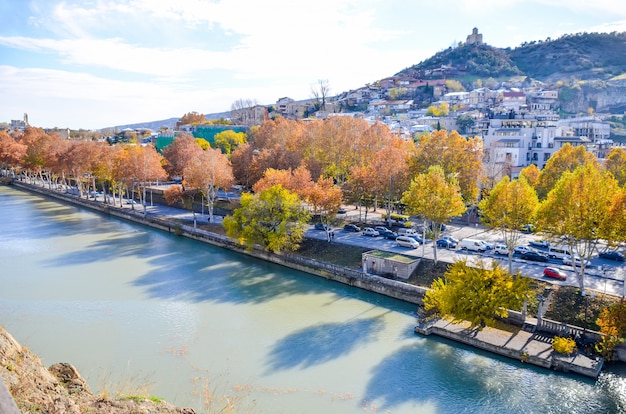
[
  {"left": 548, "top": 245, "right": 571, "bottom": 260},
  {"left": 460, "top": 238, "right": 487, "bottom": 252},
  {"left": 396, "top": 236, "right": 420, "bottom": 249},
  {"left": 397, "top": 228, "right": 418, "bottom": 236}
]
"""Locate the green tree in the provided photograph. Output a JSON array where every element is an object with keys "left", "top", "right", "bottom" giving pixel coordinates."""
[
  {"left": 479, "top": 176, "right": 539, "bottom": 273},
  {"left": 536, "top": 163, "right": 620, "bottom": 290},
  {"left": 223, "top": 185, "right": 310, "bottom": 252},
  {"left": 424, "top": 261, "right": 533, "bottom": 330},
  {"left": 401, "top": 165, "right": 466, "bottom": 263},
  {"left": 213, "top": 130, "right": 247, "bottom": 156}
]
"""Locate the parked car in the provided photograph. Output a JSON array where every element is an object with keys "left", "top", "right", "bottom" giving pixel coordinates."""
[
  {"left": 337, "top": 207, "right": 347, "bottom": 214},
  {"left": 374, "top": 226, "right": 390, "bottom": 234},
  {"left": 378, "top": 229, "right": 398, "bottom": 240},
  {"left": 362, "top": 227, "right": 380, "bottom": 237},
  {"left": 405, "top": 234, "right": 425, "bottom": 244},
  {"left": 314, "top": 223, "right": 331, "bottom": 231},
  {"left": 396, "top": 235, "right": 420, "bottom": 249},
  {"left": 514, "top": 245, "right": 534, "bottom": 255},
  {"left": 436, "top": 238, "right": 457, "bottom": 249},
  {"left": 521, "top": 251, "right": 549, "bottom": 262},
  {"left": 494, "top": 244, "right": 509, "bottom": 255},
  {"left": 543, "top": 267, "right": 567, "bottom": 281},
  {"left": 440, "top": 235, "right": 459, "bottom": 244},
  {"left": 343, "top": 224, "right": 360, "bottom": 232},
  {"left": 599, "top": 251, "right": 625, "bottom": 262},
  {"left": 460, "top": 238, "right": 487, "bottom": 252},
  {"left": 563, "top": 254, "right": 589, "bottom": 267},
  {"left": 521, "top": 224, "right": 536, "bottom": 234},
  {"left": 529, "top": 240, "right": 550, "bottom": 249},
  {"left": 479, "top": 240, "right": 494, "bottom": 250}
]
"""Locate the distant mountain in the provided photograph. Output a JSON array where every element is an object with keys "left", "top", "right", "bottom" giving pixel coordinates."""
[{"left": 103, "top": 111, "right": 230, "bottom": 132}]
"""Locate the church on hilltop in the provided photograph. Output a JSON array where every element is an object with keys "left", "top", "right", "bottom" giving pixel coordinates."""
[{"left": 466, "top": 27, "right": 483, "bottom": 45}]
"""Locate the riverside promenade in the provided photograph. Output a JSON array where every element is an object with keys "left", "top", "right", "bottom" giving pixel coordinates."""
[
  {"left": 5, "top": 179, "right": 607, "bottom": 379},
  {"left": 415, "top": 317, "right": 604, "bottom": 378}
]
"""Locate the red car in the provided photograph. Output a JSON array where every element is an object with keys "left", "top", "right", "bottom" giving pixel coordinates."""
[{"left": 543, "top": 267, "right": 567, "bottom": 281}]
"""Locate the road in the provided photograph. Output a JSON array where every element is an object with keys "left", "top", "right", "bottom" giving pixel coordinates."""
[{"left": 305, "top": 218, "right": 626, "bottom": 298}]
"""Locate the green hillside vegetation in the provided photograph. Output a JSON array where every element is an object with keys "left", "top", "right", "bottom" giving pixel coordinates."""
[
  {"left": 404, "top": 43, "right": 521, "bottom": 78},
  {"left": 509, "top": 32, "right": 626, "bottom": 80},
  {"left": 399, "top": 31, "right": 626, "bottom": 85}
]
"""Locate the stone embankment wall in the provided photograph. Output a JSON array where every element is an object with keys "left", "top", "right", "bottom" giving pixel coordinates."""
[{"left": 11, "top": 181, "right": 427, "bottom": 305}]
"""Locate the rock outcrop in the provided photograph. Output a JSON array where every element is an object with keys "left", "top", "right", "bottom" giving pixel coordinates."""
[{"left": 0, "top": 327, "right": 195, "bottom": 414}]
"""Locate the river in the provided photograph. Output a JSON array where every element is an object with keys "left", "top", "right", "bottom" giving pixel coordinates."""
[{"left": 1, "top": 185, "right": 625, "bottom": 413}]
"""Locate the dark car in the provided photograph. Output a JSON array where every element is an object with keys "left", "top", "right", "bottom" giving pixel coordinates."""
[
  {"left": 543, "top": 266, "right": 567, "bottom": 281},
  {"left": 406, "top": 234, "right": 425, "bottom": 244},
  {"left": 343, "top": 224, "right": 360, "bottom": 232},
  {"left": 521, "top": 224, "right": 536, "bottom": 234},
  {"left": 529, "top": 240, "right": 550, "bottom": 249},
  {"left": 521, "top": 250, "right": 549, "bottom": 262},
  {"left": 378, "top": 229, "right": 398, "bottom": 240},
  {"left": 599, "top": 251, "right": 625, "bottom": 262},
  {"left": 436, "top": 238, "right": 457, "bottom": 249}
]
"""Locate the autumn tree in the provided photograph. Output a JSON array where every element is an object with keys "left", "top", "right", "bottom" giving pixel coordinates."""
[
  {"left": 535, "top": 143, "right": 597, "bottom": 200},
  {"left": 223, "top": 185, "right": 310, "bottom": 252},
  {"left": 213, "top": 130, "right": 247, "bottom": 156},
  {"left": 601, "top": 189, "right": 626, "bottom": 248},
  {"left": 518, "top": 163, "right": 540, "bottom": 188},
  {"left": 536, "top": 163, "right": 620, "bottom": 290},
  {"left": 344, "top": 165, "right": 378, "bottom": 223},
  {"left": 183, "top": 148, "right": 234, "bottom": 224},
  {"left": 479, "top": 176, "right": 539, "bottom": 273},
  {"left": 424, "top": 261, "right": 533, "bottom": 330},
  {"left": 0, "top": 131, "right": 27, "bottom": 172},
  {"left": 401, "top": 165, "right": 466, "bottom": 263},
  {"left": 425, "top": 102, "right": 450, "bottom": 117},
  {"left": 604, "top": 147, "right": 626, "bottom": 188},
  {"left": 176, "top": 111, "right": 206, "bottom": 129},
  {"left": 19, "top": 127, "right": 64, "bottom": 185},
  {"left": 253, "top": 166, "right": 313, "bottom": 197},
  {"left": 595, "top": 300, "right": 626, "bottom": 359},
  {"left": 409, "top": 130, "right": 483, "bottom": 204},
  {"left": 368, "top": 140, "right": 411, "bottom": 225},
  {"left": 162, "top": 133, "right": 201, "bottom": 179},
  {"left": 306, "top": 176, "right": 343, "bottom": 239}
]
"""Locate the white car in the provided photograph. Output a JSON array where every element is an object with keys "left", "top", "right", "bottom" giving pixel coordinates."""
[
  {"left": 514, "top": 245, "right": 534, "bottom": 255},
  {"left": 480, "top": 240, "right": 495, "bottom": 250},
  {"left": 362, "top": 227, "right": 380, "bottom": 237},
  {"left": 494, "top": 244, "right": 509, "bottom": 255},
  {"left": 563, "top": 255, "right": 590, "bottom": 267}
]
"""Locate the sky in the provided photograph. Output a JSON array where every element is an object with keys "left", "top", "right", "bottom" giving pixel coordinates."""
[{"left": 2, "top": 0, "right": 626, "bottom": 130}]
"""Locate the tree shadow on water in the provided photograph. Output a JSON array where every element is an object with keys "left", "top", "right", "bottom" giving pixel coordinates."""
[{"left": 264, "top": 316, "right": 385, "bottom": 374}]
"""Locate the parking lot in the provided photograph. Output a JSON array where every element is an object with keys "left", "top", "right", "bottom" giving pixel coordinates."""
[{"left": 306, "top": 215, "right": 626, "bottom": 297}]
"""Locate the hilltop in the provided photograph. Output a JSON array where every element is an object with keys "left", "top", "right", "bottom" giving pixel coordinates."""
[{"left": 399, "top": 31, "right": 626, "bottom": 84}]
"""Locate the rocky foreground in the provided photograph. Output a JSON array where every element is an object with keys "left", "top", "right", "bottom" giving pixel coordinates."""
[{"left": 0, "top": 327, "right": 195, "bottom": 414}]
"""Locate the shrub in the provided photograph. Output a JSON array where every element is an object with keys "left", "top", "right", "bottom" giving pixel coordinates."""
[{"left": 552, "top": 336, "right": 577, "bottom": 355}]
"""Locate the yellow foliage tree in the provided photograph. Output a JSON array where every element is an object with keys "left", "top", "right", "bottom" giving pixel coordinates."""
[
  {"left": 536, "top": 143, "right": 597, "bottom": 200},
  {"left": 401, "top": 165, "right": 466, "bottom": 263},
  {"left": 536, "top": 162, "right": 620, "bottom": 290},
  {"left": 424, "top": 261, "right": 533, "bottom": 330},
  {"left": 479, "top": 176, "right": 539, "bottom": 273}
]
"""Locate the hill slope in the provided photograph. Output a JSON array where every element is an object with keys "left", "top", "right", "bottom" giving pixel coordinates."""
[{"left": 398, "top": 31, "right": 626, "bottom": 83}]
